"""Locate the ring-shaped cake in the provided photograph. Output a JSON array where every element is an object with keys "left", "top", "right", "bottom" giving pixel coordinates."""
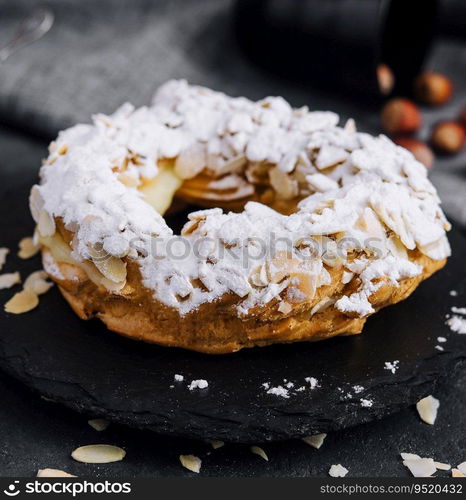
[{"left": 30, "top": 80, "right": 450, "bottom": 353}]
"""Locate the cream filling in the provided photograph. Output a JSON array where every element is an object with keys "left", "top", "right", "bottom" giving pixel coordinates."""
[
  {"left": 39, "top": 232, "right": 127, "bottom": 292},
  {"left": 38, "top": 164, "right": 185, "bottom": 293},
  {"left": 139, "top": 163, "right": 183, "bottom": 215}
]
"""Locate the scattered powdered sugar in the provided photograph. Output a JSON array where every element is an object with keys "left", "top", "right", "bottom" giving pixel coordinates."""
[
  {"left": 264, "top": 377, "right": 319, "bottom": 398},
  {"left": 384, "top": 360, "right": 400, "bottom": 374},
  {"left": 353, "top": 385, "right": 364, "bottom": 394},
  {"left": 188, "top": 379, "right": 208, "bottom": 390},
  {"left": 449, "top": 290, "right": 458, "bottom": 296},
  {"left": 435, "top": 345, "right": 444, "bottom": 351},
  {"left": 266, "top": 386, "right": 290, "bottom": 398},
  {"left": 437, "top": 336, "right": 447, "bottom": 343},
  {"left": 360, "top": 398, "right": 373, "bottom": 408},
  {"left": 33, "top": 80, "right": 451, "bottom": 317},
  {"left": 451, "top": 306, "right": 466, "bottom": 315},
  {"left": 174, "top": 374, "right": 184, "bottom": 382},
  {"left": 446, "top": 316, "right": 466, "bottom": 334},
  {"left": 305, "top": 377, "right": 319, "bottom": 389}
]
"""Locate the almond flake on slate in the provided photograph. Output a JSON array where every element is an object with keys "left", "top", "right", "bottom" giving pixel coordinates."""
[
  {"left": 434, "top": 462, "right": 451, "bottom": 471},
  {"left": 402, "top": 457, "right": 437, "bottom": 477},
  {"left": 250, "top": 446, "right": 268, "bottom": 461},
  {"left": 0, "top": 247, "right": 9, "bottom": 270},
  {"left": 457, "top": 461, "right": 466, "bottom": 474},
  {"left": 71, "top": 444, "right": 126, "bottom": 464},
  {"left": 210, "top": 440, "right": 224, "bottom": 450},
  {"left": 18, "top": 237, "right": 40, "bottom": 259},
  {"left": 4, "top": 289, "right": 39, "bottom": 314},
  {"left": 416, "top": 395, "right": 439, "bottom": 425},
  {"left": 42, "top": 397, "right": 57, "bottom": 405},
  {"left": 37, "top": 468, "right": 76, "bottom": 477},
  {"left": 0, "top": 272, "right": 21, "bottom": 290},
  {"left": 452, "top": 469, "right": 466, "bottom": 478},
  {"left": 400, "top": 453, "right": 421, "bottom": 461},
  {"left": 179, "top": 455, "right": 202, "bottom": 473},
  {"left": 24, "top": 270, "right": 54, "bottom": 295},
  {"left": 302, "top": 433, "right": 327, "bottom": 449},
  {"left": 88, "top": 419, "right": 110, "bottom": 431},
  {"left": 329, "top": 464, "right": 348, "bottom": 477}
]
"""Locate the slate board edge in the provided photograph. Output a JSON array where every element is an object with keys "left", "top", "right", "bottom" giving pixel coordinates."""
[{"left": 1, "top": 345, "right": 464, "bottom": 443}]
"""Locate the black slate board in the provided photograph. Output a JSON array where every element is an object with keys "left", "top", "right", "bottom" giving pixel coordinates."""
[{"left": 1, "top": 183, "right": 466, "bottom": 443}]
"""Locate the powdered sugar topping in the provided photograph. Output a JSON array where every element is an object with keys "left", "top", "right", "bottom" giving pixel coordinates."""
[{"left": 32, "top": 80, "right": 450, "bottom": 316}]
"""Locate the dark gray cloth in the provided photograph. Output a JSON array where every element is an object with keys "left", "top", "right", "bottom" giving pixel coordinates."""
[
  {"left": 0, "top": 0, "right": 362, "bottom": 136},
  {"left": 0, "top": 0, "right": 465, "bottom": 225}
]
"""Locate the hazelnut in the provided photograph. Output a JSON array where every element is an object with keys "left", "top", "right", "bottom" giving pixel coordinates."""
[
  {"left": 381, "top": 98, "right": 421, "bottom": 135},
  {"left": 414, "top": 72, "right": 453, "bottom": 106},
  {"left": 393, "top": 137, "right": 434, "bottom": 169},
  {"left": 377, "top": 64, "right": 394, "bottom": 95},
  {"left": 430, "top": 121, "right": 466, "bottom": 155}
]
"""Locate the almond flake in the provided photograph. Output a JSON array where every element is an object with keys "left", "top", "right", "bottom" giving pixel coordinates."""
[
  {"left": 250, "top": 446, "right": 268, "bottom": 461},
  {"left": 457, "top": 461, "right": 466, "bottom": 475},
  {"left": 329, "top": 464, "right": 348, "bottom": 477},
  {"left": 175, "top": 144, "right": 206, "bottom": 179},
  {"left": 118, "top": 173, "right": 139, "bottom": 188},
  {"left": 4, "top": 289, "right": 39, "bottom": 314},
  {"left": 88, "top": 419, "right": 110, "bottom": 432},
  {"left": 278, "top": 301, "right": 292, "bottom": 314},
  {"left": 452, "top": 468, "right": 466, "bottom": 478},
  {"left": 24, "top": 271, "right": 54, "bottom": 295},
  {"left": 0, "top": 272, "right": 21, "bottom": 290},
  {"left": 57, "top": 143, "right": 68, "bottom": 155},
  {"left": 403, "top": 457, "right": 437, "bottom": 477},
  {"left": 38, "top": 209, "right": 56, "bottom": 237},
  {"left": 210, "top": 440, "right": 224, "bottom": 450},
  {"left": 18, "top": 237, "right": 40, "bottom": 259},
  {"left": 269, "top": 168, "right": 298, "bottom": 200},
  {"left": 37, "top": 468, "right": 76, "bottom": 477},
  {"left": 71, "top": 444, "right": 126, "bottom": 464},
  {"left": 400, "top": 453, "right": 421, "bottom": 461},
  {"left": 93, "top": 256, "right": 127, "bottom": 283},
  {"left": 0, "top": 247, "right": 9, "bottom": 271},
  {"left": 416, "top": 395, "right": 439, "bottom": 425},
  {"left": 434, "top": 462, "right": 451, "bottom": 471},
  {"left": 302, "top": 433, "right": 327, "bottom": 449},
  {"left": 179, "top": 454, "right": 202, "bottom": 473},
  {"left": 29, "top": 185, "right": 44, "bottom": 222}
]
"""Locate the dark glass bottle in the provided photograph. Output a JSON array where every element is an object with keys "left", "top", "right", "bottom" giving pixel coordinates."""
[{"left": 233, "top": 0, "right": 440, "bottom": 103}]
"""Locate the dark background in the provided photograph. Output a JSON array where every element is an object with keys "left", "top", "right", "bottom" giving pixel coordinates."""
[{"left": 0, "top": 0, "right": 465, "bottom": 477}]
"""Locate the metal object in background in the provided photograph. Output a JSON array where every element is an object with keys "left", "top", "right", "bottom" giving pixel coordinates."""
[
  {"left": 0, "top": 8, "right": 54, "bottom": 63},
  {"left": 233, "top": 0, "right": 444, "bottom": 103}
]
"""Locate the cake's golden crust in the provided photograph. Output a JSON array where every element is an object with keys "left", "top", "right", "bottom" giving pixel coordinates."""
[{"left": 43, "top": 238, "right": 446, "bottom": 354}]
